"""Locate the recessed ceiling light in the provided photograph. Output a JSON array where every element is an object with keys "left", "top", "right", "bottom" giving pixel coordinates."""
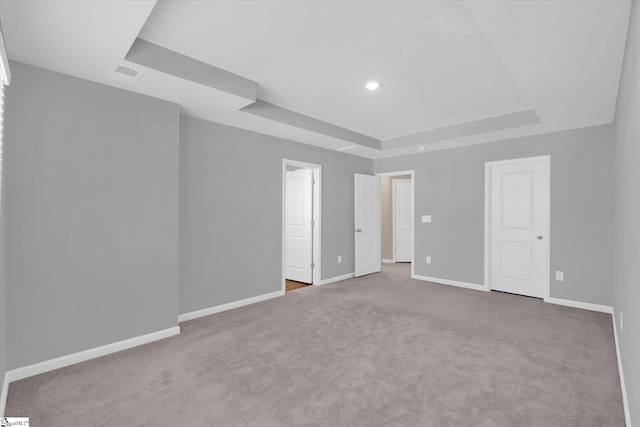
[
  {"left": 365, "top": 81, "right": 380, "bottom": 91},
  {"left": 418, "top": 146, "right": 427, "bottom": 151}
]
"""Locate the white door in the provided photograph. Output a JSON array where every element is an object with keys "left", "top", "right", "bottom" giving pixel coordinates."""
[
  {"left": 489, "top": 157, "right": 549, "bottom": 298},
  {"left": 393, "top": 179, "right": 412, "bottom": 262},
  {"left": 286, "top": 169, "right": 313, "bottom": 283},
  {"left": 355, "top": 174, "right": 381, "bottom": 277}
]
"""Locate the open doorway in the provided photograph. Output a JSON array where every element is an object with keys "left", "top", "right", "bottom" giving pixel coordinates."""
[
  {"left": 377, "top": 171, "right": 415, "bottom": 277},
  {"left": 282, "top": 160, "right": 321, "bottom": 293}
]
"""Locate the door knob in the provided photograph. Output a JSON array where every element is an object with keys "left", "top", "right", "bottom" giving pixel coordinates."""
[
  {"left": 537, "top": 235, "right": 543, "bottom": 239},
  {"left": 355, "top": 229, "right": 362, "bottom": 232}
]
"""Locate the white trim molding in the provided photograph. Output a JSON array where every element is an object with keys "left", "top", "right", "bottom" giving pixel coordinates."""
[
  {"left": 382, "top": 259, "right": 395, "bottom": 264},
  {"left": 178, "top": 290, "right": 284, "bottom": 323},
  {"left": 412, "top": 274, "right": 488, "bottom": 292},
  {"left": 543, "top": 297, "right": 613, "bottom": 314},
  {"left": 0, "top": 372, "right": 7, "bottom": 417},
  {"left": 612, "top": 310, "right": 632, "bottom": 427},
  {"left": 317, "top": 273, "right": 354, "bottom": 286},
  {"left": 1, "top": 325, "right": 180, "bottom": 414},
  {"left": 0, "top": 25, "right": 10, "bottom": 86}
]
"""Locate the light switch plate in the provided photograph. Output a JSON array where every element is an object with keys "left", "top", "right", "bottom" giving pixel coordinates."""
[
  {"left": 555, "top": 271, "right": 564, "bottom": 281},
  {"left": 422, "top": 215, "right": 432, "bottom": 223},
  {"left": 426, "top": 256, "right": 431, "bottom": 264}
]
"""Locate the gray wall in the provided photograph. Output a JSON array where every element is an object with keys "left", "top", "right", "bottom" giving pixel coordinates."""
[
  {"left": 0, "top": 122, "right": 5, "bottom": 401},
  {"left": 4, "top": 62, "right": 180, "bottom": 369},
  {"left": 375, "top": 124, "right": 614, "bottom": 306},
  {"left": 381, "top": 174, "right": 410, "bottom": 260},
  {"left": 0, "top": 18, "right": 7, "bottom": 399},
  {"left": 613, "top": 0, "right": 639, "bottom": 423},
  {"left": 179, "top": 116, "right": 372, "bottom": 315}
]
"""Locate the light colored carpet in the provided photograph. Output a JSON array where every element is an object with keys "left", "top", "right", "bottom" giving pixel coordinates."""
[{"left": 6, "top": 264, "right": 624, "bottom": 426}]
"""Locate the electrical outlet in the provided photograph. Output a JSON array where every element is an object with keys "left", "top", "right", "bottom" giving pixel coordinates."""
[
  {"left": 426, "top": 256, "right": 431, "bottom": 264},
  {"left": 620, "top": 312, "right": 623, "bottom": 330},
  {"left": 338, "top": 255, "right": 342, "bottom": 264},
  {"left": 555, "top": 271, "right": 564, "bottom": 281}
]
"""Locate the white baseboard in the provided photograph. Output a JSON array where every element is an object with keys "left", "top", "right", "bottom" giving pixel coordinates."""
[
  {"left": 317, "top": 273, "right": 355, "bottom": 286},
  {"left": 1, "top": 325, "right": 180, "bottom": 415},
  {"left": 382, "top": 259, "right": 395, "bottom": 264},
  {"left": 612, "top": 310, "right": 632, "bottom": 427},
  {"left": 178, "top": 290, "right": 284, "bottom": 323},
  {"left": 1, "top": 372, "right": 8, "bottom": 417},
  {"left": 543, "top": 297, "right": 613, "bottom": 314},
  {"left": 412, "top": 274, "right": 487, "bottom": 292}
]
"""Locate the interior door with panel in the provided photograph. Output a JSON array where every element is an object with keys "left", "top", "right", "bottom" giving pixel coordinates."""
[
  {"left": 393, "top": 179, "right": 412, "bottom": 262},
  {"left": 489, "top": 157, "right": 549, "bottom": 298},
  {"left": 286, "top": 169, "right": 313, "bottom": 283},
  {"left": 355, "top": 174, "right": 381, "bottom": 277}
]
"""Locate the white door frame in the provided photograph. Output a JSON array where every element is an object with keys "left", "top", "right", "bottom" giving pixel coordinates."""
[
  {"left": 282, "top": 159, "right": 322, "bottom": 291},
  {"left": 484, "top": 155, "right": 550, "bottom": 298},
  {"left": 392, "top": 179, "right": 412, "bottom": 263},
  {"left": 376, "top": 171, "right": 415, "bottom": 277}
]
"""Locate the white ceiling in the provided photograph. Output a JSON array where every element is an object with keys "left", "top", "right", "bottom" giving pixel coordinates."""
[
  {"left": 0, "top": 0, "right": 631, "bottom": 159},
  {"left": 139, "top": 1, "right": 531, "bottom": 140}
]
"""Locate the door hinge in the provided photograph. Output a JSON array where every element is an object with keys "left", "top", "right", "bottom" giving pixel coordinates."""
[
  {"left": 311, "top": 262, "right": 315, "bottom": 268},
  {"left": 312, "top": 220, "right": 315, "bottom": 226}
]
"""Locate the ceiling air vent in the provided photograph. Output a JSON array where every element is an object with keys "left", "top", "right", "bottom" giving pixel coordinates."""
[
  {"left": 115, "top": 65, "right": 139, "bottom": 78},
  {"left": 111, "top": 63, "right": 142, "bottom": 83}
]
